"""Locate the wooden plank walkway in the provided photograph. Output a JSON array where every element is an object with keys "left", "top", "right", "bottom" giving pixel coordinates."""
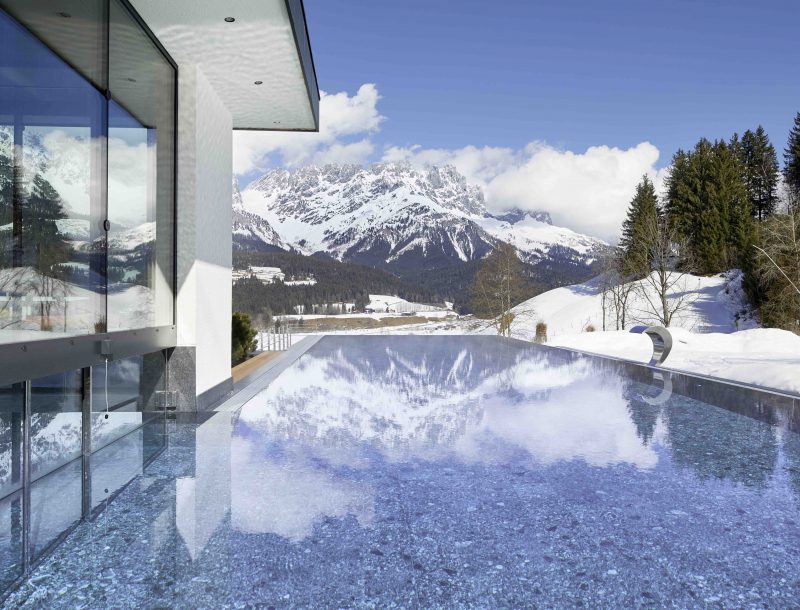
[{"left": 231, "top": 351, "right": 282, "bottom": 384}]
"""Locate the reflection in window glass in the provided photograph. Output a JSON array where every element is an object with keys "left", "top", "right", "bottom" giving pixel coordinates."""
[
  {"left": 91, "top": 427, "right": 142, "bottom": 510},
  {"left": 92, "top": 355, "right": 144, "bottom": 451},
  {"left": 0, "top": 382, "right": 23, "bottom": 592},
  {"left": 0, "top": 0, "right": 107, "bottom": 90},
  {"left": 91, "top": 351, "right": 165, "bottom": 451},
  {"left": 29, "top": 457, "right": 81, "bottom": 561},
  {"left": 0, "top": 490, "right": 22, "bottom": 594},
  {"left": 0, "top": 11, "right": 105, "bottom": 343},
  {"left": 0, "top": 383, "right": 23, "bottom": 499},
  {"left": 30, "top": 370, "right": 82, "bottom": 481},
  {"left": 108, "top": 0, "right": 175, "bottom": 330}
]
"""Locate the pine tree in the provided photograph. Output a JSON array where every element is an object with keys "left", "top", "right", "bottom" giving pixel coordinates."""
[
  {"left": 619, "top": 175, "right": 660, "bottom": 276},
  {"left": 665, "top": 140, "right": 713, "bottom": 251},
  {"left": 665, "top": 138, "right": 754, "bottom": 274},
  {"left": 741, "top": 126, "right": 779, "bottom": 221},
  {"left": 784, "top": 112, "right": 800, "bottom": 211},
  {"left": 20, "top": 174, "right": 72, "bottom": 274},
  {"left": 710, "top": 139, "right": 754, "bottom": 268}
]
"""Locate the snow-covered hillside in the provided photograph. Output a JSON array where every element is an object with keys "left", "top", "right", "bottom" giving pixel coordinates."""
[
  {"left": 236, "top": 163, "right": 607, "bottom": 272},
  {"left": 511, "top": 270, "right": 757, "bottom": 339},
  {"left": 510, "top": 270, "right": 800, "bottom": 393}
]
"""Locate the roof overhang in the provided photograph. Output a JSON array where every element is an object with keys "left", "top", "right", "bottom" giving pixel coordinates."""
[{"left": 128, "top": 0, "right": 319, "bottom": 131}]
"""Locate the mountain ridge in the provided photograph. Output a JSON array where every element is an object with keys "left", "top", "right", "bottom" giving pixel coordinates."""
[{"left": 234, "top": 163, "right": 607, "bottom": 278}]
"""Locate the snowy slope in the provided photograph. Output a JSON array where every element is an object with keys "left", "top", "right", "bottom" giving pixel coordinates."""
[
  {"left": 511, "top": 270, "right": 757, "bottom": 339},
  {"left": 238, "top": 163, "right": 607, "bottom": 271},
  {"left": 507, "top": 271, "right": 800, "bottom": 395},
  {"left": 108, "top": 222, "right": 155, "bottom": 252}
]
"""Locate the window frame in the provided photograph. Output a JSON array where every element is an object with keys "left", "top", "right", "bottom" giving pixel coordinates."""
[{"left": 0, "top": 0, "right": 179, "bottom": 386}]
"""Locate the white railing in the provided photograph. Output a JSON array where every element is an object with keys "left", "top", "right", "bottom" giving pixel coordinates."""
[{"left": 259, "top": 325, "right": 293, "bottom": 351}]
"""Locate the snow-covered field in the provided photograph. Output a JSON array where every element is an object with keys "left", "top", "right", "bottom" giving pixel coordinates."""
[
  {"left": 287, "top": 272, "right": 800, "bottom": 395},
  {"left": 278, "top": 294, "right": 452, "bottom": 321}
]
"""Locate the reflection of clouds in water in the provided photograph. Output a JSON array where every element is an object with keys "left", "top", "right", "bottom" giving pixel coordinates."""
[
  {"left": 465, "top": 382, "right": 658, "bottom": 470},
  {"left": 240, "top": 343, "right": 658, "bottom": 471},
  {"left": 231, "top": 435, "right": 374, "bottom": 541}
]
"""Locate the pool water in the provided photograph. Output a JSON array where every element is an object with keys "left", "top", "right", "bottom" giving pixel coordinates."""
[{"left": 6, "top": 336, "right": 800, "bottom": 608}]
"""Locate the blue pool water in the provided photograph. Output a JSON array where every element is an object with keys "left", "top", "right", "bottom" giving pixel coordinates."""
[{"left": 5, "top": 336, "right": 800, "bottom": 608}]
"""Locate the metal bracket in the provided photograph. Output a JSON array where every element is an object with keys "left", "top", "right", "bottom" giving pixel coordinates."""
[{"left": 99, "top": 339, "right": 114, "bottom": 360}]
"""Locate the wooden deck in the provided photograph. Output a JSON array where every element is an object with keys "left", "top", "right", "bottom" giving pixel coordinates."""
[{"left": 231, "top": 351, "right": 283, "bottom": 384}]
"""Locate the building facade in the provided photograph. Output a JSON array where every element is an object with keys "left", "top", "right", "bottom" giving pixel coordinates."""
[{"left": 0, "top": 0, "right": 317, "bottom": 594}]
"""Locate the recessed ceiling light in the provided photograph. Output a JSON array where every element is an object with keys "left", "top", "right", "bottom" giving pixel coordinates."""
[
  {"left": 57, "top": 11, "right": 72, "bottom": 18},
  {"left": 224, "top": 17, "right": 235, "bottom": 23},
  {"left": 254, "top": 81, "right": 263, "bottom": 85}
]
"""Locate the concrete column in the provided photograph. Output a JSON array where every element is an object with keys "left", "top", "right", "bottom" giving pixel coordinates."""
[{"left": 170, "top": 65, "right": 233, "bottom": 411}]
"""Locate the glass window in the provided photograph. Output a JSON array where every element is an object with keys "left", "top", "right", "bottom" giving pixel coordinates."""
[
  {"left": 107, "top": 0, "right": 175, "bottom": 330},
  {"left": 0, "top": 490, "right": 22, "bottom": 593},
  {"left": 0, "top": 1, "right": 107, "bottom": 90},
  {"left": 1, "top": 1, "right": 176, "bottom": 343},
  {"left": 0, "top": 10, "right": 106, "bottom": 343},
  {"left": 0, "top": 382, "right": 23, "bottom": 592},
  {"left": 0, "top": 383, "right": 23, "bottom": 499},
  {"left": 29, "top": 457, "right": 81, "bottom": 561},
  {"left": 91, "top": 351, "right": 165, "bottom": 451},
  {"left": 29, "top": 370, "right": 82, "bottom": 481}
]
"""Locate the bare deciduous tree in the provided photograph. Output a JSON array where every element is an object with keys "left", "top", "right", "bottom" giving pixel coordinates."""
[
  {"left": 630, "top": 213, "right": 695, "bottom": 328},
  {"left": 599, "top": 248, "right": 636, "bottom": 330},
  {"left": 470, "top": 242, "right": 534, "bottom": 336}
]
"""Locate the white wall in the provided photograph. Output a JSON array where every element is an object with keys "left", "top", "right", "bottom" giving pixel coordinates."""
[{"left": 176, "top": 65, "right": 233, "bottom": 397}]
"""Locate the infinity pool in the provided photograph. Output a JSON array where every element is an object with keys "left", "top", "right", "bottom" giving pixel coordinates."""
[{"left": 6, "top": 336, "right": 800, "bottom": 607}]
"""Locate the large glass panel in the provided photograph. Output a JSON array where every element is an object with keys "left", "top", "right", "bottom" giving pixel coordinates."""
[
  {"left": 29, "top": 457, "right": 81, "bottom": 561},
  {"left": 0, "top": 10, "right": 105, "bottom": 343},
  {"left": 0, "top": 383, "right": 23, "bottom": 593},
  {"left": 91, "top": 351, "right": 165, "bottom": 451},
  {"left": 107, "top": 0, "right": 175, "bottom": 330},
  {"left": 0, "top": 383, "right": 23, "bottom": 499},
  {"left": 29, "top": 370, "right": 82, "bottom": 481},
  {"left": 0, "top": 491, "right": 22, "bottom": 594},
  {"left": 0, "top": 1, "right": 107, "bottom": 90}
]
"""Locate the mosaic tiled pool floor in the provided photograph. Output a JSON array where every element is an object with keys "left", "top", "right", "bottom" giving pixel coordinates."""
[{"left": 6, "top": 336, "right": 800, "bottom": 608}]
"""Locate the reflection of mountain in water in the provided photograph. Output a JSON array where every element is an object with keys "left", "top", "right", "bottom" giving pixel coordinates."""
[{"left": 239, "top": 337, "right": 659, "bottom": 469}]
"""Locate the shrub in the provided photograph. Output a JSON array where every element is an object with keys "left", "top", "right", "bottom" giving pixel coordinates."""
[
  {"left": 232, "top": 312, "right": 257, "bottom": 364},
  {"left": 584, "top": 323, "right": 596, "bottom": 333},
  {"left": 534, "top": 321, "right": 548, "bottom": 343}
]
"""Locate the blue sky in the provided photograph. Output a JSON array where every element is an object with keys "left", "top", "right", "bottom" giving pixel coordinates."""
[
  {"left": 306, "top": 0, "right": 798, "bottom": 165},
  {"left": 234, "top": 0, "right": 799, "bottom": 240}
]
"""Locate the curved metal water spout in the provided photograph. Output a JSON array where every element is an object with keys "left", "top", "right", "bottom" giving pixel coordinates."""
[{"left": 630, "top": 325, "right": 673, "bottom": 367}]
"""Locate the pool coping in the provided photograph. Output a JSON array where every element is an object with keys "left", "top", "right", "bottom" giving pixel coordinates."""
[
  {"left": 213, "top": 335, "right": 324, "bottom": 413},
  {"left": 539, "top": 340, "right": 800, "bottom": 401}
]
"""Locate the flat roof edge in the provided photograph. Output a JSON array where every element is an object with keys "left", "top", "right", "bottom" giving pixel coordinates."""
[{"left": 285, "top": 0, "right": 319, "bottom": 132}]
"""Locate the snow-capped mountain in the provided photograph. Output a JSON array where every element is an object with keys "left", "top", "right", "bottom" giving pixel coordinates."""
[
  {"left": 236, "top": 163, "right": 606, "bottom": 275},
  {"left": 233, "top": 178, "right": 287, "bottom": 252}
]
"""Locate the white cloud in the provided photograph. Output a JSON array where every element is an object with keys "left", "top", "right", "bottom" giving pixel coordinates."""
[
  {"left": 382, "top": 141, "right": 666, "bottom": 242},
  {"left": 310, "top": 138, "right": 374, "bottom": 166},
  {"left": 383, "top": 144, "right": 517, "bottom": 185},
  {"left": 233, "top": 81, "right": 667, "bottom": 241},
  {"left": 233, "top": 83, "right": 384, "bottom": 175}
]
